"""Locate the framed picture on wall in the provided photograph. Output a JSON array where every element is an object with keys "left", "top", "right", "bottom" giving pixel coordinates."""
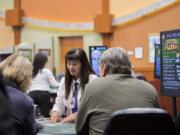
[
  {"left": 148, "top": 34, "right": 160, "bottom": 63},
  {"left": 18, "top": 49, "right": 32, "bottom": 62},
  {"left": 38, "top": 49, "right": 51, "bottom": 56},
  {"left": 135, "top": 47, "right": 143, "bottom": 59}
]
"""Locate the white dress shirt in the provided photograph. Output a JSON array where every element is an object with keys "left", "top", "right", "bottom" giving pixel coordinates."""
[
  {"left": 29, "top": 68, "right": 59, "bottom": 92},
  {"left": 52, "top": 74, "right": 98, "bottom": 116}
]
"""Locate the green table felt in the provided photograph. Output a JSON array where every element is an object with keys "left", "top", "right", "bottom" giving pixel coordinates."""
[{"left": 37, "top": 118, "right": 75, "bottom": 135}]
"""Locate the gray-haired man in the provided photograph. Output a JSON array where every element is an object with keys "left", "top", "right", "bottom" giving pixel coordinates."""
[{"left": 76, "top": 47, "right": 160, "bottom": 135}]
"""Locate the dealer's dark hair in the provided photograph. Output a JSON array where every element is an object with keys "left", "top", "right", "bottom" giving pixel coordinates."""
[
  {"left": 65, "top": 48, "right": 94, "bottom": 99},
  {"left": 33, "top": 52, "right": 48, "bottom": 77}
]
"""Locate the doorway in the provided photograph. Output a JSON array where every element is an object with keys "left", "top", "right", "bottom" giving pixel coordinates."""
[{"left": 59, "top": 36, "right": 83, "bottom": 73}]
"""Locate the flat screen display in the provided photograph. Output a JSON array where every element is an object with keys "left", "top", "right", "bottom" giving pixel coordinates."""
[
  {"left": 160, "top": 29, "right": 180, "bottom": 96},
  {"left": 154, "top": 43, "right": 161, "bottom": 79},
  {"left": 89, "top": 46, "right": 107, "bottom": 76}
]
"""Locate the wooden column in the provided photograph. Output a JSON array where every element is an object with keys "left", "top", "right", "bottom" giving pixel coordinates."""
[
  {"left": 13, "top": 26, "right": 21, "bottom": 45},
  {"left": 5, "top": 0, "right": 23, "bottom": 45},
  {"left": 102, "top": 33, "right": 111, "bottom": 47},
  {"left": 102, "top": 0, "right": 109, "bottom": 14},
  {"left": 14, "top": 0, "right": 21, "bottom": 9},
  {"left": 94, "top": 0, "right": 113, "bottom": 46},
  {"left": 94, "top": 0, "right": 113, "bottom": 33}
]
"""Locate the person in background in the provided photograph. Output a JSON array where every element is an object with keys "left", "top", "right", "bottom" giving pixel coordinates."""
[
  {"left": 28, "top": 52, "right": 59, "bottom": 117},
  {"left": 51, "top": 48, "right": 97, "bottom": 123},
  {"left": 0, "top": 54, "right": 38, "bottom": 135},
  {"left": 76, "top": 47, "right": 160, "bottom": 135}
]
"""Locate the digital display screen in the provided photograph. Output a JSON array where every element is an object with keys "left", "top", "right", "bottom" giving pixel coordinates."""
[
  {"left": 89, "top": 46, "right": 107, "bottom": 76},
  {"left": 154, "top": 43, "right": 161, "bottom": 79},
  {"left": 160, "top": 29, "right": 180, "bottom": 96}
]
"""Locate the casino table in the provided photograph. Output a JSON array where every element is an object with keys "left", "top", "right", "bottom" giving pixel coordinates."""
[{"left": 37, "top": 118, "right": 76, "bottom": 135}]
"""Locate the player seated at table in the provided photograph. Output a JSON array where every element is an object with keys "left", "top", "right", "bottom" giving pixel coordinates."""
[
  {"left": 28, "top": 52, "right": 59, "bottom": 117},
  {"left": 76, "top": 47, "right": 160, "bottom": 135},
  {"left": 0, "top": 54, "right": 38, "bottom": 135}
]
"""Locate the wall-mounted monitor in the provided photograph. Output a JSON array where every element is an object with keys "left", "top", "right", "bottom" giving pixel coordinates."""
[
  {"left": 89, "top": 46, "right": 107, "bottom": 76},
  {"left": 160, "top": 29, "right": 180, "bottom": 96},
  {"left": 154, "top": 43, "right": 161, "bottom": 79}
]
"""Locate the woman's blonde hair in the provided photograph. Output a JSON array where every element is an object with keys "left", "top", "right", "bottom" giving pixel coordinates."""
[{"left": 0, "top": 54, "right": 32, "bottom": 92}]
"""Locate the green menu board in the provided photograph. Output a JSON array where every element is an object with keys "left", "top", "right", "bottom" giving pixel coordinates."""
[{"left": 161, "top": 29, "right": 180, "bottom": 96}]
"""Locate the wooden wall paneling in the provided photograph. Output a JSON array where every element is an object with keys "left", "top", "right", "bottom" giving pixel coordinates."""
[
  {"left": 94, "top": 14, "right": 113, "bottom": 33},
  {"left": 94, "top": 0, "right": 113, "bottom": 33},
  {"left": 134, "top": 67, "right": 154, "bottom": 81},
  {"left": 5, "top": 0, "right": 23, "bottom": 45},
  {"left": 13, "top": 26, "right": 21, "bottom": 45},
  {"left": 14, "top": 0, "right": 21, "bottom": 9},
  {"left": 102, "top": 33, "right": 112, "bottom": 47},
  {"left": 149, "top": 79, "right": 180, "bottom": 116},
  {"left": 6, "top": 9, "right": 23, "bottom": 26},
  {"left": 110, "top": 4, "right": 180, "bottom": 68}
]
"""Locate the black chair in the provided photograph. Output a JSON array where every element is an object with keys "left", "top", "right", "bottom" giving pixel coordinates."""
[{"left": 103, "top": 108, "right": 177, "bottom": 135}]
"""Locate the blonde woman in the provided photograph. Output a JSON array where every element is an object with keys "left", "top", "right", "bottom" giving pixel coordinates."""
[{"left": 0, "top": 54, "right": 38, "bottom": 135}]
